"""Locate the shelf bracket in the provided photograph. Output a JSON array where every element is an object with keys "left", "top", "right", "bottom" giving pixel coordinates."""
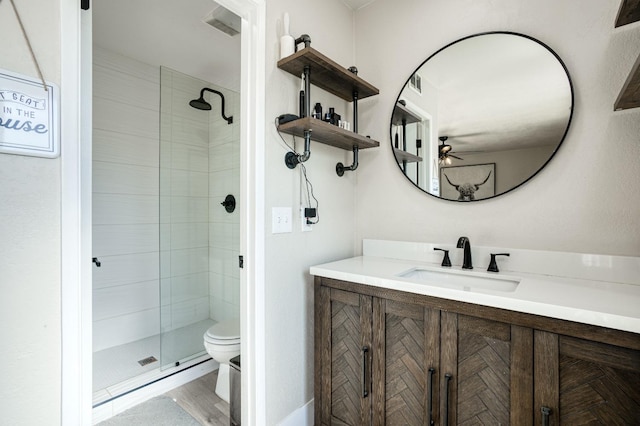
[
  {"left": 294, "top": 34, "right": 312, "bottom": 51},
  {"left": 401, "top": 118, "right": 407, "bottom": 173},
  {"left": 336, "top": 146, "right": 359, "bottom": 176},
  {"left": 285, "top": 129, "right": 312, "bottom": 169}
]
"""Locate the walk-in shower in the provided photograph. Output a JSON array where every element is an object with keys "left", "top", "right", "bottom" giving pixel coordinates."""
[{"left": 92, "top": 57, "right": 240, "bottom": 406}]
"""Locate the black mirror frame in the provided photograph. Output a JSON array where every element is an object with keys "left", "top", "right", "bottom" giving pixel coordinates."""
[{"left": 390, "top": 31, "right": 575, "bottom": 202}]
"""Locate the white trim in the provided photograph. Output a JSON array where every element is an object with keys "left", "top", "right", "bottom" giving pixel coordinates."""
[
  {"left": 214, "top": 1, "right": 267, "bottom": 424},
  {"left": 277, "top": 400, "right": 314, "bottom": 426},
  {"left": 61, "top": 0, "right": 266, "bottom": 424},
  {"left": 60, "top": 1, "right": 93, "bottom": 424}
]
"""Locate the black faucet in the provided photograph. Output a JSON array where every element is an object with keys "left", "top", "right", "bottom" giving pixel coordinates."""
[{"left": 456, "top": 236, "right": 473, "bottom": 269}]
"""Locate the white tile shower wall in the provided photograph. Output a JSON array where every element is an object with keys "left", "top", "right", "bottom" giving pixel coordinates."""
[
  {"left": 93, "top": 54, "right": 240, "bottom": 351},
  {"left": 209, "top": 89, "right": 241, "bottom": 322},
  {"left": 93, "top": 47, "right": 161, "bottom": 352}
]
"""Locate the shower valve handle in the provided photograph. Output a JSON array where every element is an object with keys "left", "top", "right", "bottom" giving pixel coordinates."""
[{"left": 221, "top": 194, "right": 236, "bottom": 213}]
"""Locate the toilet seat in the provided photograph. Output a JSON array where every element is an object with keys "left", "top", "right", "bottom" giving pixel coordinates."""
[{"left": 204, "top": 319, "right": 240, "bottom": 345}]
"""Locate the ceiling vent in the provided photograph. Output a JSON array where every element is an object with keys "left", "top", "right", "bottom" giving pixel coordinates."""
[{"left": 203, "top": 5, "right": 241, "bottom": 37}]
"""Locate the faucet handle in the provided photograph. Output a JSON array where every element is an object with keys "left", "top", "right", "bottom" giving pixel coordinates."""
[
  {"left": 434, "top": 248, "right": 452, "bottom": 267},
  {"left": 487, "top": 253, "right": 510, "bottom": 273}
]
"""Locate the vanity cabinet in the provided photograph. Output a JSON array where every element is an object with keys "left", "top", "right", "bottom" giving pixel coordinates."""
[
  {"left": 315, "top": 284, "right": 440, "bottom": 425},
  {"left": 534, "top": 332, "right": 640, "bottom": 425},
  {"left": 314, "top": 276, "right": 640, "bottom": 425}
]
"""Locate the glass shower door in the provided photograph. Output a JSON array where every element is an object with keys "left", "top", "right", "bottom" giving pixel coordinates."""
[{"left": 159, "top": 66, "right": 240, "bottom": 369}]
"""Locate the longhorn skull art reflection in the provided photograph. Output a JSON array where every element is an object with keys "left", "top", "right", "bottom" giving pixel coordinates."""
[{"left": 443, "top": 171, "right": 492, "bottom": 201}]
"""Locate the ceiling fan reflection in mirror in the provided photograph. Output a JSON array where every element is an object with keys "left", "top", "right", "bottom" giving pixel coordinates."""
[{"left": 438, "top": 136, "right": 463, "bottom": 165}]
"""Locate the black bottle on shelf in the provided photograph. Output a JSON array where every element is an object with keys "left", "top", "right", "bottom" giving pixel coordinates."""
[
  {"left": 312, "top": 103, "right": 322, "bottom": 119},
  {"left": 326, "top": 107, "right": 335, "bottom": 125},
  {"left": 299, "top": 91, "right": 306, "bottom": 117}
]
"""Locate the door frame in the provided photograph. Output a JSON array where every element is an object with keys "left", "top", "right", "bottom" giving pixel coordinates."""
[{"left": 59, "top": 0, "right": 266, "bottom": 424}]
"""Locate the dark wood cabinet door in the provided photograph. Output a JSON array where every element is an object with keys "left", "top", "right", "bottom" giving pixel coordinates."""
[
  {"left": 441, "top": 312, "right": 533, "bottom": 425},
  {"left": 315, "top": 285, "right": 373, "bottom": 426},
  {"left": 371, "top": 298, "right": 440, "bottom": 426},
  {"left": 534, "top": 331, "right": 640, "bottom": 425}
]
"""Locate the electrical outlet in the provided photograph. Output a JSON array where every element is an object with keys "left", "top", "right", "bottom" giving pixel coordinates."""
[
  {"left": 301, "top": 207, "right": 312, "bottom": 232},
  {"left": 272, "top": 207, "right": 292, "bottom": 234}
]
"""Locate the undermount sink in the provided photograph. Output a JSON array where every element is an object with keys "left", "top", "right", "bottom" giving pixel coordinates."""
[{"left": 397, "top": 267, "right": 520, "bottom": 293}]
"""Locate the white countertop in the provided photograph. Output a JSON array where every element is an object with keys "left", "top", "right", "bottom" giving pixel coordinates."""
[{"left": 310, "top": 255, "right": 640, "bottom": 334}]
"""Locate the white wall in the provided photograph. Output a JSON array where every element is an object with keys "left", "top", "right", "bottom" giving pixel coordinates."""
[
  {"left": 0, "top": 0, "right": 61, "bottom": 424},
  {"left": 263, "top": 0, "right": 364, "bottom": 423},
  {"left": 354, "top": 0, "right": 640, "bottom": 256}
]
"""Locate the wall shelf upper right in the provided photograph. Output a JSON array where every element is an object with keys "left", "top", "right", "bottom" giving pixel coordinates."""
[
  {"left": 614, "top": 0, "right": 640, "bottom": 110},
  {"left": 615, "top": 0, "right": 640, "bottom": 27}
]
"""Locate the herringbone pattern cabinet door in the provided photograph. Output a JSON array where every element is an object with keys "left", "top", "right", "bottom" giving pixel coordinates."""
[
  {"left": 331, "top": 298, "right": 366, "bottom": 425},
  {"left": 372, "top": 299, "right": 440, "bottom": 426},
  {"left": 315, "top": 283, "right": 372, "bottom": 426},
  {"left": 559, "top": 353, "right": 640, "bottom": 424},
  {"left": 535, "top": 332, "right": 640, "bottom": 425},
  {"left": 442, "top": 313, "right": 533, "bottom": 426}
]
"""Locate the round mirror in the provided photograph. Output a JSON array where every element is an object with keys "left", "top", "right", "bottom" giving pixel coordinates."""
[{"left": 391, "top": 32, "right": 573, "bottom": 201}]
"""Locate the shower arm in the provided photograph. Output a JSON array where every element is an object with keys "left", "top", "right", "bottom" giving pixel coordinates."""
[{"left": 200, "top": 88, "right": 234, "bottom": 124}]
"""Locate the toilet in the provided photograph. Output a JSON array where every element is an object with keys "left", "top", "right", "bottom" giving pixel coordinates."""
[{"left": 203, "top": 319, "right": 241, "bottom": 403}]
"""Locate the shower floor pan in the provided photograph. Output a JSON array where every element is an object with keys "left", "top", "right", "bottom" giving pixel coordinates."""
[{"left": 93, "top": 319, "right": 214, "bottom": 406}]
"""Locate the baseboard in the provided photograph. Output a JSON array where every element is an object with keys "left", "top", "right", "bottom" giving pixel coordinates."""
[
  {"left": 92, "top": 358, "right": 217, "bottom": 424},
  {"left": 278, "top": 399, "right": 314, "bottom": 426}
]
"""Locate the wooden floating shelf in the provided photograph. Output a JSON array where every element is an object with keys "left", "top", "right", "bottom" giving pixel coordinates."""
[
  {"left": 615, "top": 0, "right": 640, "bottom": 27},
  {"left": 615, "top": 53, "right": 640, "bottom": 110},
  {"left": 393, "top": 148, "right": 422, "bottom": 163},
  {"left": 278, "top": 117, "right": 379, "bottom": 151},
  {"left": 277, "top": 47, "right": 379, "bottom": 101},
  {"left": 391, "top": 103, "right": 422, "bottom": 125},
  {"left": 614, "top": 0, "right": 640, "bottom": 110}
]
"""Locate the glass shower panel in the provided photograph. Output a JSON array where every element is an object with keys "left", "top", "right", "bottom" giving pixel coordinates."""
[{"left": 159, "top": 67, "right": 240, "bottom": 369}]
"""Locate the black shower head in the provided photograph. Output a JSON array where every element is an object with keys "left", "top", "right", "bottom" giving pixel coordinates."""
[
  {"left": 188, "top": 88, "right": 233, "bottom": 124},
  {"left": 189, "top": 96, "right": 212, "bottom": 111}
]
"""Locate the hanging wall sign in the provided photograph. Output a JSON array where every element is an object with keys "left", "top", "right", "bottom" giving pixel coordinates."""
[{"left": 0, "top": 68, "right": 59, "bottom": 158}]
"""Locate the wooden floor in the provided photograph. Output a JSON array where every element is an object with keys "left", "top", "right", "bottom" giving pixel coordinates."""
[{"left": 165, "top": 370, "right": 230, "bottom": 426}]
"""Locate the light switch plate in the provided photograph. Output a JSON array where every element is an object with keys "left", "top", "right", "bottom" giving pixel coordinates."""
[{"left": 272, "top": 207, "right": 292, "bottom": 234}]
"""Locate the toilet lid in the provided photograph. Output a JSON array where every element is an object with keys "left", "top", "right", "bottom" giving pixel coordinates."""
[{"left": 205, "top": 319, "right": 240, "bottom": 342}]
